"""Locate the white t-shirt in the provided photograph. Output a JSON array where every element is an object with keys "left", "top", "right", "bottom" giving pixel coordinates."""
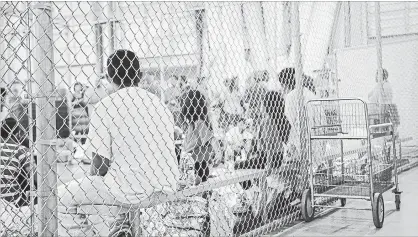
[
  {"left": 284, "top": 88, "right": 319, "bottom": 159},
  {"left": 221, "top": 90, "right": 244, "bottom": 115},
  {"left": 284, "top": 88, "right": 317, "bottom": 132},
  {"left": 86, "top": 87, "right": 180, "bottom": 204},
  {"left": 368, "top": 82, "right": 393, "bottom": 105}
]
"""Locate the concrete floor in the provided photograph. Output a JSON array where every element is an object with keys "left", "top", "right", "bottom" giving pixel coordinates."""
[{"left": 274, "top": 167, "right": 418, "bottom": 236}]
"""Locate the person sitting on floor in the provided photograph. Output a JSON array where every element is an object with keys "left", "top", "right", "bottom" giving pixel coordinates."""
[
  {"left": 58, "top": 50, "right": 180, "bottom": 236},
  {"left": 1, "top": 94, "right": 36, "bottom": 208}
]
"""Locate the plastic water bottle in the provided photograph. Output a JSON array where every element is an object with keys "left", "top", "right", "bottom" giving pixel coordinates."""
[{"left": 181, "top": 153, "right": 195, "bottom": 186}]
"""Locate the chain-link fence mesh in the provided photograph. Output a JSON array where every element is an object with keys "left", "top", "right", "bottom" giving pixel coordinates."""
[{"left": 1, "top": 1, "right": 418, "bottom": 236}]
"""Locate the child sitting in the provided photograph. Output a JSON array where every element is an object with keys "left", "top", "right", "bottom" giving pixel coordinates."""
[
  {"left": 181, "top": 90, "right": 214, "bottom": 184},
  {"left": 1, "top": 117, "right": 37, "bottom": 208},
  {"left": 224, "top": 118, "right": 254, "bottom": 163}
]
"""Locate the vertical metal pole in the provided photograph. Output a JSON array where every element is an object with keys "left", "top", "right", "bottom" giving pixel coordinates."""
[
  {"left": 374, "top": 2, "right": 384, "bottom": 104},
  {"left": 159, "top": 56, "right": 165, "bottom": 102},
  {"left": 344, "top": 2, "right": 351, "bottom": 48},
  {"left": 0, "top": 10, "right": 4, "bottom": 229},
  {"left": 0, "top": 8, "right": 6, "bottom": 85},
  {"left": 292, "top": 1, "right": 309, "bottom": 187},
  {"left": 0, "top": 8, "right": 7, "bottom": 234},
  {"left": 109, "top": 21, "right": 115, "bottom": 53},
  {"left": 31, "top": 2, "right": 58, "bottom": 236},
  {"left": 108, "top": 2, "right": 115, "bottom": 54},
  {"left": 392, "top": 128, "right": 398, "bottom": 190},
  {"left": 95, "top": 25, "right": 104, "bottom": 77},
  {"left": 64, "top": 26, "right": 73, "bottom": 135},
  {"left": 195, "top": 8, "right": 205, "bottom": 78},
  {"left": 340, "top": 140, "right": 344, "bottom": 183},
  {"left": 24, "top": 3, "right": 36, "bottom": 235},
  {"left": 365, "top": 102, "right": 374, "bottom": 202},
  {"left": 259, "top": 3, "right": 275, "bottom": 220},
  {"left": 292, "top": 2, "right": 315, "bottom": 209},
  {"left": 93, "top": 2, "right": 104, "bottom": 78},
  {"left": 292, "top": 1, "right": 305, "bottom": 144}
]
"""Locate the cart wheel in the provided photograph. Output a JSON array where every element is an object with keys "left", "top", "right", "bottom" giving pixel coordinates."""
[
  {"left": 340, "top": 198, "right": 346, "bottom": 207},
  {"left": 395, "top": 194, "right": 401, "bottom": 211},
  {"left": 372, "top": 193, "right": 384, "bottom": 228},
  {"left": 301, "top": 189, "right": 315, "bottom": 222}
]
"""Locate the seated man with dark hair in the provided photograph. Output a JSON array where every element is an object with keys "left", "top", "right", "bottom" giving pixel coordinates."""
[{"left": 58, "top": 50, "right": 180, "bottom": 235}]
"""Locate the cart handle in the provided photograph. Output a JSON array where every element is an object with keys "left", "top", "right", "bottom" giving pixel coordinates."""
[
  {"left": 306, "top": 97, "right": 368, "bottom": 104},
  {"left": 369, "top": 123, "right": 393, "bottom": 130},
  {"left": 311, "top": 124, "right": 342, "bottom": 129}
]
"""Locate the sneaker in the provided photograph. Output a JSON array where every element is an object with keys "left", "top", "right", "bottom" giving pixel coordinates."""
[
  {"left": 81, "top": 158, "right": 91, "bottom": 165},
  {"left": 68, "top": 159, "right": 78, "bottom": 165}
]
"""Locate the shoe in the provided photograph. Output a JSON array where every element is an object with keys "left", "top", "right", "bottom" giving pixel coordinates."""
[
  {"left": 68, "top": 159, "right": 78, "bottom": 165},
  {"left": 81, "top": 158, "right": 91, "bottom": 165}
]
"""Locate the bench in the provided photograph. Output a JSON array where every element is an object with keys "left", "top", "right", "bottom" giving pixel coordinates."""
[{"left": 57, "top": 169, "right": 264, "bottom": 236}]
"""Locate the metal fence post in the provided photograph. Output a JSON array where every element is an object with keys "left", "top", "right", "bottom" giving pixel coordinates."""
[
  {"left": 0, "top": 6, "right": 4, "bottom": 228},
  {"left": 93, "top": 2, "right": 104, "bottom": 78},
  {"left": 292, "top": 2, "right": 303, "bottom": 92},
  {"left": 195, "top": 8, "right": 205, "bottom": 78},
  {"left": 374, "top": 2, "right": 384, "bottom": 103},
  {"left": 31, "top": 2, "right": 58, "bottom": 236},
  {"left": 292, "top": 2, "right": 309, "bottom": 193},
  {"left": 292, "top": 1, "right": 307, "bottom": 156},
  {"left": 24, "top": 3, "right": 37, "bottom": 235},
  {"left": 108, "top": 1, "right": 116, "bottom": 54},
  {"left": 0, "top": 8, "right": 6, "bottom": 86},
  {"left": 0, "top": 4, "right": 11, "bottom": 86}
]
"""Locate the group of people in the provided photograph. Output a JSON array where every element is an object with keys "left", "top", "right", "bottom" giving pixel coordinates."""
[
  {"left": 1, "top": 47, "right": 327, "bottom": 235},
  {"left": 56, "top": 49, "right": 320, "bottom": 234}
]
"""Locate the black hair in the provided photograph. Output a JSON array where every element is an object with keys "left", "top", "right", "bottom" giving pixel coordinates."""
[
  {"left": 107, "top": 49, "right": 141, "bottom": 87},
  {"left": 181, "top": 90, "right": 211, "bottom": 129},
  {"left": 383, "top": 68, "right": 388, "bottom": 81},
  {"left": 227, "top": 77, "right": 238, "bottom": 92},
  {"left": 1, "top": 117, "right": 19, "bottom": 141},
  {"left": 278, "top": 67, "right": 296, "bottom": 91},
  {"left": 237, "top": 117, "right": 246, "bottom": 123},
  {"left": 73, "top": 82, "right": 84, "bottom": 91},
  {"left": 263, "top": 91, "right": 291, "bottom": 143},
  {"left": 278, "top": 68, "right": 316, "bottom": 94},
  {"left": 303, "top": 75, "right": 316, "bottom": 94},
  {"left": 1, "top": 87, "right": 6, "bottom": 97}
]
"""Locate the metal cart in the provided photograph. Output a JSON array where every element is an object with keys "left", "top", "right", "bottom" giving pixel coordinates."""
[{"left": 301, "top": 98, "right": 401, "bottom": 228}]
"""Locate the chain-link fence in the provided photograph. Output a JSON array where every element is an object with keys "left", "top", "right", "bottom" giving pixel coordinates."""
[{"left": 1, "top": 2, "right": 417, "bottom": 237}]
